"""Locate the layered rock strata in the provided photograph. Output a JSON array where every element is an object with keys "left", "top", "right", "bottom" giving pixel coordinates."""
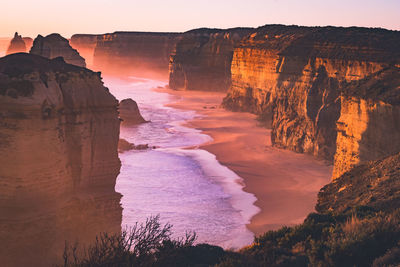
[
  {"left": 92, "top": 32, "right": 181, "bottom": 77},
  {"left": 333, "top": 67, "right": 400, "bottom": 178},
  {"left": 0, "top": 53, "right": 121, "bottom": 266},
  {"left": 220, "top": 25, "right": 400, "bottom": 173},
  {"left": 169, "top": 28, "right": 252, "bottom": 91},
  {"left": 6, "top": 32, "right": 27, "bottom": 55},
  {"left": 30, "top": 33, "right": 86, "bottom": 67}
]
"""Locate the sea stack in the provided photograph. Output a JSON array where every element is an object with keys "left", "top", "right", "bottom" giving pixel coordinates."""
[
  {"left": 0, "top": 53, "right": 121, "bottom": 266},
  {"left": 119, "top": 98, "right": 147, "bottom": 125},
  {"left": 30, "top": 33, "right": 86, "bottom": 67},
  {"left": 6, "top": 32, "right": 26, "bottom": 55}
]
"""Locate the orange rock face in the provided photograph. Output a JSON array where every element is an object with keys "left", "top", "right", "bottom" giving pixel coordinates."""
[
  {"left": 0, "top": 54, "right": 121, "bottom": 266},
  {"left": 222, "top": 25, "right": 400, "bottom": 177},
  {"left": 169, "top": 28, "right": 252, "bottom": 91},
  {"left": 333, "top": 67, "right": 400, "bottom": 178}
]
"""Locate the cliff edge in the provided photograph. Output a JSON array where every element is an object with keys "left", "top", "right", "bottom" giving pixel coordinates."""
[{"left": 0, "top": 53, "right": 121, "bottom": 266}]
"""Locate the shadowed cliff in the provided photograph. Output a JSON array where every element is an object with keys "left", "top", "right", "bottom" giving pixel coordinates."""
[
  {"left": 169, "top": 27, "right": 253, "bottom": 92},
  {"left": 30, "top": 33, "right": 86, "bottom": 67},
  {"left": 71, "top": 32, "right": 181, "bottom": 78},
  {"left": 0, "top": 53, "right": 121, "bottom": 266}
]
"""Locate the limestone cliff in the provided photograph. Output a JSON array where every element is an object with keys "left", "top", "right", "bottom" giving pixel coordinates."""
[
  {"left": 70, "top": 34, "right": 98, "bottom": 68},
  {"left": 0, "top": 53, "right": 121, "bottom": 266},
  {"left": 30, "top": 33, "right": 86, "bottom": 67},
  {"left": 222, "top": 25, "right": 400, "bottom": 165},
  {"left": 6, "top": 32, "right": 27, "bottom": 55},
  {"left": 92, "top": 32, "right": 181, "bottom": 78},
  {"left": 316, "top": 152, "right": 400, "bottom": 214},
  {"left": 333, "top": 67, "right": 400, "bottom": 178},
  {"left": 169, "top": 28, "right": 252, "bottom": 91},
  {"left": 22, "top": 37, "right": 33, "bottom": 51}
]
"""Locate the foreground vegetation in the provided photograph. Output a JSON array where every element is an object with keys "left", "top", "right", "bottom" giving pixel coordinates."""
[{"left": 62, "top": 208, "right": 400, "bottom": 267}]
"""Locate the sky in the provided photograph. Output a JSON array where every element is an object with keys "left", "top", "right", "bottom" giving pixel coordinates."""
[{"left": 1, "top": 0, "right": 399, "bottom": 38}]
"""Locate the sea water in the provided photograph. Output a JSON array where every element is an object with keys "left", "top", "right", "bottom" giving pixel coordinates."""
[{"left": 104, "top": 76, "right": 259, "bottom": 249}]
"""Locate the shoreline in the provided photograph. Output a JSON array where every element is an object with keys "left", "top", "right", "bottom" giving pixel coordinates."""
[{"left": 160, "top": 87, "right": 332, "bottom": 236}]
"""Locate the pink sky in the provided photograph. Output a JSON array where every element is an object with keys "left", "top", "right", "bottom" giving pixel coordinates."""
[{"left": 1, "top": 0, "right": 399, "bottom": 38}]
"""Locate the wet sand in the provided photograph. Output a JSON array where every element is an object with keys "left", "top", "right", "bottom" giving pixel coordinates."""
[{"left": 160, "top": 88, "right": 332, "bottom": 236}]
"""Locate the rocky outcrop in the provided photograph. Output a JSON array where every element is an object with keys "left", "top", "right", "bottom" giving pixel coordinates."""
[
  {"left": 0, "top": 53, "right": 121, "bottom": 266},
  {"left": 30, "top": 33, "right": 86, "bottom": 67},
  {"left": 333, "top": 67, "right": 400, "bottom": 178},
  {"left": 222, "top": 25, "right": 400, "bottom": 168},
  {"left": 6, "top": 32, "right": 27, "bottom": 55},
  {"left": 119, "top": 98, "right": 147, "bottom": 125},
  {"left": 316, "top": 152, "right": 400, "bottom": 214},
  {"left": 22, "top": 37, "right": 33, "bottom": 51},
  {"left": 169, "top": 28, "right": 252, "bottom": 91},
  {"left": 70, "top": 34, "right": 98, "bottom": 68},
  {"left": 92, "top": 32, "right": 181, "bottom": 78}
]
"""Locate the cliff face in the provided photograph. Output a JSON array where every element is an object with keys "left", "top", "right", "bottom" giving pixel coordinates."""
[
  {"left": 70, "top": 34, "right": 98, "bottom": 68},
  {"left": 92, "top": 32, "right": 181, "bottom": 78},
  {"left": 30, "top": 33, "right": 86, "bottom": 67},
  {"left": 6, "top": 32, "right": 27, "bottom": 55},
  {"left": 222, "top": 25, "right": 400, "bottom": 167},
  {"left": 169, "top": 28, "right": 252, "bottom": 91},
  {"left": 0, "top": 54, "right": 121, "bottom": 266},
  {"left": 333, "top": 67, "right": 400, "bottom": 178}
]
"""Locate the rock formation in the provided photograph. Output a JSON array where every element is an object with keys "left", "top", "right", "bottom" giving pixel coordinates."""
[
  {"left": 333, "top": 67, "right": 400, "bottom": 178},
  {"left": 169, "top": 28, "right": 252, "bottom": 91},
  {"left": 91, "top": 32, "right": 181, "bottom": 78},
  {"left": 30, "top": 33, "right": 86, "bottom": 67},
  {"left": 317, "top": 152, "right": 400, "bottom": 214},
  {"left": 216, "top": 25, "right": 400, "bottom": 177},
  {"left": 6, "top": 32, "right": 27, "bottom": 55},
  {"left": 0, "top": 53, "right": 121, "bottom": 266},
  {"left": 22, "top": 37, "right": 33, "bottom": 51},
  {"left": 69, "top": 34, "right": 98, "bottom": 68},
  {"left": 119, "top": 98, "right": 147, "bottom": 125}
]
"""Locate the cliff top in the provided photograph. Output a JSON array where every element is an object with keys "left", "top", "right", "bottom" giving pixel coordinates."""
[
  {"left": 0, "top": 53, "right": 91, "bottom": 76},
  {"left": 343, "top": 66, "right": 400, "bottom": 105},
  {"left": 316, "top": 152, "right": 400, "bottom": 214},
  {"left": 239, "top": 24, "right": 400, "bottom": 63},
  {"left": 0, "top": 53, "right": 97, "bottom": 98},
  {"left": 184, "top": 27, "right": 253, "bottom": 34}
]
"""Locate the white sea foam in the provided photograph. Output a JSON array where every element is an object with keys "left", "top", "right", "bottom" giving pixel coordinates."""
[{"left": 104, "top": 76, "right": 260, "bottom": 249}]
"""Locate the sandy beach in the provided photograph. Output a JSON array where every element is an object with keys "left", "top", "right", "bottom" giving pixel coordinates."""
[{"left": 161, "top": 88, "right": 333, "bottom": 236}]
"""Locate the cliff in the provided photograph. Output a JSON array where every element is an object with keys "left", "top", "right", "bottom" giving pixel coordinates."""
[
  {"left": 6, "top": 32, "right": 27, "bottom": 55},
  {"left": 169, "top": 28, "right": 252, "bottom": 91},
  {"left": 70, "top": 34, "right": 98, "bottom": 68},
  {"left": 221, "top": 25, "right": 400, "bottom": 174},
  {"left": 91, "top": 32, "right": 181, "bottom": 78},
  {"left": 317, "top": 152, "right": 400, "bottom": 214},
  {"left": 30, "top": 33, "right": 86, "bottom": 67},
  {"left": 0, "top": 53, "right": 121, "bottom": 266},
  {"left": 333, "top": 67, "right": 400, "bottom": 178}
]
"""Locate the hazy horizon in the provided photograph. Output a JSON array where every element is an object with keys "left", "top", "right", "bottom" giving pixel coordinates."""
[{"left": 1, "top": 0, "right": 399, "bottom": 38}]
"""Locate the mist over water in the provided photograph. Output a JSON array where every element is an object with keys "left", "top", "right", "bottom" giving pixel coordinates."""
[{"left": 104, "top": 77, "right": 259, "bottom": 249}]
